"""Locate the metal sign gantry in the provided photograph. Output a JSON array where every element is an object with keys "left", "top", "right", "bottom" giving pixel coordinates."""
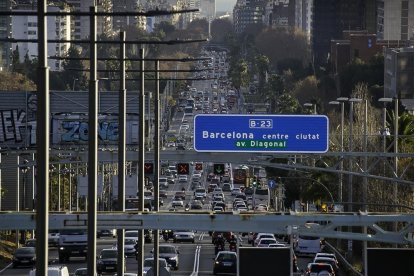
[{"left": 1, "top": 212, "right": 413, "bottom": 245}]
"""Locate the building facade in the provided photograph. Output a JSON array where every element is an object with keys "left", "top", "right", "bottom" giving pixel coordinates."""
[
  {"left": 12, "top": 5, "right": 71, "bottom": 71},
  {"left": 384, "top": 47, "right": 414, "bottom": 111},
  {"left": 0, "top": 0, "right": 12, "bottom": 71},
  {"left": 376, "top": 0, "right": 414, "bottom": 41},
  {"left": 233, "top": 0, "right": 266, "bottom": 34}
]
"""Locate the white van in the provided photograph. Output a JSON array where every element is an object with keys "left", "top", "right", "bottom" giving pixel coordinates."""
[{"left": 29, "top": 266, "right": 70, "bottom": 276}]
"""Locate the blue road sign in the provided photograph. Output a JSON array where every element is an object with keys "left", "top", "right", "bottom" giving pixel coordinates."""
[
  {"left": 193, "top": 114, "right": 329, "bottom": 153},
  {"left": 268, "top": 179, "right": 277, "bottom": 189}
]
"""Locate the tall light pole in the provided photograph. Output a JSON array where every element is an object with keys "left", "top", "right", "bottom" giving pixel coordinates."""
[
  {"left": 329, "top": 97, "right": 348, "bottom": 203},
  {"left": 347, "top": 97, "right": 362, "bottom": 261}
]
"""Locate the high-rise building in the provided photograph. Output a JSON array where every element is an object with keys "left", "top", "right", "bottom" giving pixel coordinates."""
[
  {"left": 12, "top": 4, "right": 71, "bottom": 71},
  {"left": 311, "top": 0, "right": 364, "bottom": 66},
  {"left": 112, "top": 0, "right": 138, "bottom": 32},
  {"left": 233, "top": 0, "right": 267, "bottom": 34},
  {"left": 376, "top": 0, "right": 414, "bottom": 41},
  {"left": 0, "top": 0, "right": 12, "bottom": 71},
  {"left": 292, "top": 0, "right": 312, "bottom": 41},
  {"left": 384, "top": 47, "right": 414, "bottom": 111}
]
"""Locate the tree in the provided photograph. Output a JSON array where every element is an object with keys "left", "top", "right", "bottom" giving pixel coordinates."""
[
  {"left": 291, "top": 76, "right": 321, "bottom": 105},
  {"left": 62, "top": 46, "right": 87, "bottom": 91},
  {"left": 255, "top": 55, "right": 269, "bottom": 94},
  {"left": 211, "top": 18, "right": 233, "bottom": 44},
  {"left": 11, "top": 45, "right": 21, "bottom": 73},
  {"left": 229, "top": 59, "right": 249, "bottom": 90},
  {"left": 255, "top": 28, "right": 310, "bottom": 73},
  {"left": 277, "top": 93, "right": 301, "bottom": 114},
  {"left": 0, "top": 71, "right": 36, "bottom": 91}
]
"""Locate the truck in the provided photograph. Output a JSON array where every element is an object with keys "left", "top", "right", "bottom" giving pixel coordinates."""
[{"left": 58, "top": 229, "right": 87, "bottom": 262}]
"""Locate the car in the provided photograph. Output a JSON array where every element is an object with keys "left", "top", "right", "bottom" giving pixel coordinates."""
[
  {"left": 97, "top": 248, "right": 121, "bottom": 274},
  {"left": 173, "top": 230, "right": 195, "bottom": 243},
  {"left": 97, "top": 229, "right": 113, "bottom": 238},
  {"left": 178, "top": 175, "right": 188, "bottom": 183},
  {"left": 114, "top": 274, "right": 137, "bottom": 276},
  {"left": 25, "top": 239, "right": 36, "bottom": 247},
  {"left": 12, "top": 247, "right": 36, "bottom": 268},
  {"left": 222, "top": 183, "right": 232, "bottom": 191},
  {"left": 194, "top": 195, "right": 205, "bottom": 204},
  {"left": 143, "top": 257, "right": 170, "bottom": 275},
  {"left": 125, "top": 230, "right": 139, "bottom": 242},
  {"left": 213, "top": 251, "right": 237, "bottom": 275},
  {"left": 256, "top": 238, "right": 278, "bottom": 247},
  {"left": 213, "top": 187, "right": 223, "bottom": 193},
  {"left": 306, "top": 263, "right": 335, "bottom": 276},
  {"left": 172, "top": 199, "right": 184, "bottom": 207},
  {"left": 268, "top": 243, "right": 288, "bottom": 248},
  {"left": 174, "top": 191, "right": 186, "bottom": 200},
  {"left": 159, "top": 190, "right": 168, "bottom": 198},
  {"left": 112, "top": 238, "right": 137, "bottom": 257},
  {"left": 213, "top": 206, "right": 224, "bottom": 212},
  {"left": 191, "top": 180, "right": 202, "bottom": 189},
  {"left": 208, "top": 184, "right": 218, "bottom": 193},
  {"left": 48, "top": 230, "right": 60, "bottom": 247},
  {"left": 74, "top": 268, "right": 97, "bottom": 276},
  {"left": 231, "top": 188, "right": 242, "bottom": 196},
  {"left": 156, "top": 245, "right": 180, "bottom": 270},
  {"left": 314, "top": 253, "right": 338, "bottom": 265},
  {"left": 244, "top": 187, "right": 254, "bottom": 195},
  {"left": 213, "top": 201, "right": 226, "bottom": 211},
  {"left": 313, "top": 257, "right": 339, "bottom": 273},
  {"left": 194, "top": 188, "right": 207, "bottom": 198},
  {"left": 254, "top": 233, "right": 276, "bottom": 247},
  {"left": 190, "top": 200, "right": 203, "bottom": 210},
  {"left": 158, "top": 177, "right": 169, "bottom": 189}
]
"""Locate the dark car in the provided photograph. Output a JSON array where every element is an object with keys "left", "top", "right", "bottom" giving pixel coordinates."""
[
  {"left": 97, "top": 249, "right": 119, "bottom": 274},
  {"left": 208, "top": 184, "right": 218, "bottom": 193},
  {"left": 213, "top": 251, "right": 237, "bottom": 275},
  {"left": 244, "top": 187, "right": 254, "bottom": 195},
  {"left": 97, "top": 229, "right": 113, "bottom": 238},
  {"left": 306, "top": 263, "right": 335, "bottom": 276},
  {"left": 156, "top": 244, "right": 180, "bottom": 270},
  {"left": 190, "top": 200, "right": 203, "bottom": 210},
  {"left": 25, "top": 239, "right": 36, "bottom": 248},
  {"left": 159, "top": 190, "right": 168, "bottom": 198},
  {"left": 212, "top": 201, "right": 226, "bottom": 211},
  {"left": 12, "top": 247, "right": 36, "bottom": 268}
]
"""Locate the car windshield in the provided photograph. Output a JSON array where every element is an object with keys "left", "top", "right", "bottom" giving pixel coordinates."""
[
  {"left": 260, "top": 239, "right": 276, "bottom": 244},
  {"left": 16, "top": 247, "right": 35, "bottom": 254},
  {"left": 217, "top": 253, "right": 236, "bottom": 261},
  {"left": 159, "top": 246, "right": 176, "bottom": 254},
  {"left": 144, "top": 259, "right": 166, "bottom": 267},
  {"left": 125, "top": 232, "right": 138, "bottom": 237},
  {"left": 125, "top": 239, "right": 136, "bottom": 245},
  {"left": 101, "top": 250, "right": 117, "bottom": 259}
]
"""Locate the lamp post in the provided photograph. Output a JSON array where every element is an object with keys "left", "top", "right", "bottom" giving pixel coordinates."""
[
  {"left": 329, "top": 97, "right": 348, "bottom": 203},
  {"left": 304, "top": 102, "right": 317, "bottom": 114},
  {"left": 347, "top": 97, "right": 362, "bottom": 261}
]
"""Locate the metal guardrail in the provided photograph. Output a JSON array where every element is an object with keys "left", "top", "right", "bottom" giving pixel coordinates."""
[{"left": 325, "top": 241, "right": 363, "bottom": 276}]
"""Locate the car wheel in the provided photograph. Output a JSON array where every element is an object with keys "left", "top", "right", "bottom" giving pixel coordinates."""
[{"left": 192, "top": 239, "right": 195, "bottom": 243}]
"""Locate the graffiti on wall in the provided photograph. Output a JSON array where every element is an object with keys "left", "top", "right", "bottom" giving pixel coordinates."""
[
  {"left": 60, "top": 121, "right": 119, "bottom": 142},
  {"left": 0, "top": 109, "right": 37, "bottom": 145}
]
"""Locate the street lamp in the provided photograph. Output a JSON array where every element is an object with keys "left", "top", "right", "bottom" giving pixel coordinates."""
[{"left": 304, "top": 102, "right": 317, "bottom": 114}]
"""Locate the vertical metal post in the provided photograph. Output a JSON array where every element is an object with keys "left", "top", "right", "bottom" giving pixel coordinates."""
[
  {"left": 87, "top": 6, "right": 98, "bottom": 276},
  {"left": 339, "top": 102, "right": 344, "bottom": 203},
  {"left": 137, "top": 47, "right": 145, "bottom": 276},
  {"left": 153, "top": 60, "right": 160, "bottom": 276},
  {"left": 393, "top": 99, "right": 399, "bottom": 206},
  {"left": 363, "top": 100, "right": 368, "bottom": 276},
  {"left": 58, "top": 163, "right": 61, "bottom": 211},
  {"left": 347, "top": 101, "right": 354, "bottom": 260},
  {"left": 393, "top": 99, "right": 399, "bottom": 240},
  {"left": 36, "top": 0, "right": 49, "bottom": 274},
  {"left": 117, "top": 31, "right": 126, "bottom": 276},
  {"left": 69, "top": 163, "right": 72, "bottom": 212}
]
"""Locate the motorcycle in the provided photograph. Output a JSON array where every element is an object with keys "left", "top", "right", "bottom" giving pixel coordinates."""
[
  {"left": 214, "top": 243, "right": 225, "bottom": 255},
  {"left": 229, "top": 242, "right": 237, "bottom": 252},
  {"left": 162, "top": 230, "right": 174, "bottom": 242}
]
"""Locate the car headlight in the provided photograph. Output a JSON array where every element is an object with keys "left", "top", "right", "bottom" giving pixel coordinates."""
[
  {"left": 170, "top": 256, "right": 177, "bottom": 261},
  {"left": 59, "top": 247, "right": 65, "bottom": 251},
  {"left": 97, "top": 260, "right": 103, "bottom": 265},
  {"left": 31, "top": 257, "right": 36, "bottom": 261}
]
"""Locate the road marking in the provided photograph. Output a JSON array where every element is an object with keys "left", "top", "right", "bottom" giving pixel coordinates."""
[{"left": 190, "top": 245, "right": 201, "bottom": 276}]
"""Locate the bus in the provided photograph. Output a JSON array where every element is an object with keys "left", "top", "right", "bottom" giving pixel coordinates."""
[
  {"left": 294, "top": 235, "right": 321, "bottom": 255},
  {"left": 253, "top": 187, "right": 270, "bottom": 208}
]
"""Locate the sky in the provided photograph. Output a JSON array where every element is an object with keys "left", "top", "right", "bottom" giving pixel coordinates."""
[{"left": 215, "top": 0, "right": 237, "bottom": 12}]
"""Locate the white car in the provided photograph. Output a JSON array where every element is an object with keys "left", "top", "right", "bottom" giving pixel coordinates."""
[
  {"left": 112, "top": 238, "right": 136, "bottom": 257},
  {"left": 173, "top": 230, "right": 195, "bottom": 243},
  {"left": 256, "top": 238, "right": 278, "bottom": 247},
  {"left": 172, "top": 199, "right": 184, "bottom": 207},
  {"left": 178, "top": 175, "right": 188, "bottom": 183},
  {"left": 254, "top": 233, "right": 276, "bottom": 247}
]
